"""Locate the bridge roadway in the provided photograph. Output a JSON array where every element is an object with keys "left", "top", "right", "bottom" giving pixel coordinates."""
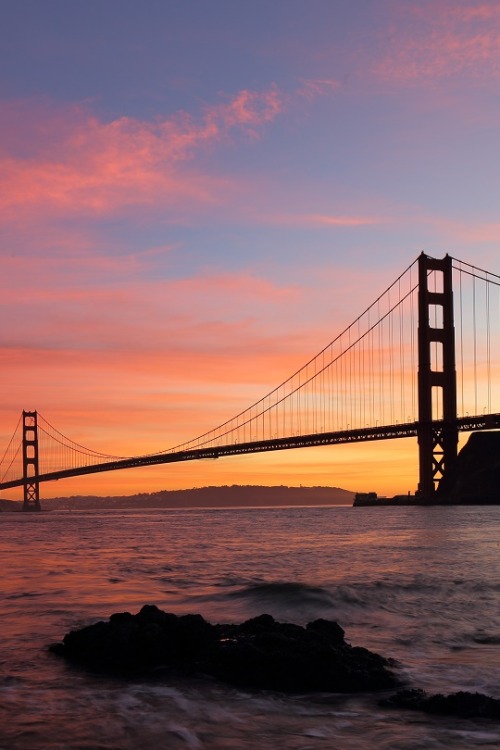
[{"left": 1, "top": 413, "right": 500, "bottom": 491}]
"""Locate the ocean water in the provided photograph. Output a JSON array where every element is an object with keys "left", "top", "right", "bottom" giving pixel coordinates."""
[{"left": 1, "top": 504, "right": 500, "bottom": 749}]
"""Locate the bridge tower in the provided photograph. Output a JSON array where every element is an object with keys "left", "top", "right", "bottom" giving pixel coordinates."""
[
  {"left": 417, "top": 253, "right": 458, "bottom": 497},
  {"left": 22, "top": 410, "right": 41, "bottom": 511}
]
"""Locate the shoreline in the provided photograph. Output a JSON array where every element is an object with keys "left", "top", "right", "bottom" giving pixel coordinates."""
[{"left": 353, "top": 492, "right": 500, "bottom": 507}]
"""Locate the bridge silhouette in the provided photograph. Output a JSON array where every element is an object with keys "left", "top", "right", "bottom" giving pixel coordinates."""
[{"left": 2, "top": 253, "right": 500, "bottom": 510}]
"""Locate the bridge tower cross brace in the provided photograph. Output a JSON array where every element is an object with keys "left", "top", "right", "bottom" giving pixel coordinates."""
[
  {"left": 22, "top": 410, "right": 41, "bottom": 511},
  {"left": 417, "top": 253, "right": 458, "bottom": 497}
]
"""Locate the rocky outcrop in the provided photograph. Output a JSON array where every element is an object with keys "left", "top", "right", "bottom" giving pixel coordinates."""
[
  {"left": 381, "top": 688, "right": 500, "bottom": 719},
  {"left": 50, "top": 605, "right": 397, "bottom": 693},
  {"left": 439, "top": 431, "right": 500, "bottom": 503}
]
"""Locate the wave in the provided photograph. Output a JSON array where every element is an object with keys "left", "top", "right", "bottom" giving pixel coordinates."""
[{"left": 228, "top": 581, "right": 335, "bottom": 606}]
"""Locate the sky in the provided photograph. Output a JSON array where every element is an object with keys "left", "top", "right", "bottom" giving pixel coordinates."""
[{"left": 2, "top": 0, "right": 500, "bottom": 499}]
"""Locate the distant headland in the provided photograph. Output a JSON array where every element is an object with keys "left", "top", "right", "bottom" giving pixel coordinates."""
[{"left": 0, "top": 484, "right": 354, "bottom": 511}]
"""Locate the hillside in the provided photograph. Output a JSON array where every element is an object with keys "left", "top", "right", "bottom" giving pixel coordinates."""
[{"left": 40, "top": 485, "right": 354, "bottom": 510}]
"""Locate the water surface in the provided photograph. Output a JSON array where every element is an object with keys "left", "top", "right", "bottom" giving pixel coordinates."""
[{"left": 1, "top": 505, "right": 500, "bottom": 748}]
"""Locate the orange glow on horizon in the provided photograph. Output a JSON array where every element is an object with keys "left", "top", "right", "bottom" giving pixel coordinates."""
[{"left": 2, "top": 438, "right": 425, "bottom": 502}]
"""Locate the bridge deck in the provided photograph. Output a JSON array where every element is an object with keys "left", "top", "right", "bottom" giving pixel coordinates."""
[{"left": 2, "top": 414, "right": 499, "bottom": 490}]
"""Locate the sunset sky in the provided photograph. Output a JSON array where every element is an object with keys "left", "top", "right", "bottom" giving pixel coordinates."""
[{"left": 2, "top": 0, "right": 500, "bottom": 499}]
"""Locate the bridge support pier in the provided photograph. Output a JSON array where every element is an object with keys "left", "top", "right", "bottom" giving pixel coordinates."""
[
  {"left": 22, "top": 410, "right": 41, "bottom": 511},
  {"left": 417, "top": 253, "right": 458, "bottom": 498}
]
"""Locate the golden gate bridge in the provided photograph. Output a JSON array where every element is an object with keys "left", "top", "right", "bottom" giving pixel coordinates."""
[{"left": 2, "top": 253, "right": 500, "bottom": 510}]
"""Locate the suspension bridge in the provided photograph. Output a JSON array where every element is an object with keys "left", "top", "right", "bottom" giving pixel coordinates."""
[{"left": 1, "top": 252, "right": 500, "bottom": 510}]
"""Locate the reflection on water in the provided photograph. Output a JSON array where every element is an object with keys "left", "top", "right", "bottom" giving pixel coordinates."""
[{"left": 1, "top": 505, "right": 500, "bottom": 748}]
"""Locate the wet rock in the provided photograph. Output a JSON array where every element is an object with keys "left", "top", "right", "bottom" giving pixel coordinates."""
[
  {"left": 381, "top": 688, "right": 500, "bottom": 719},
  {"left": 50, "top": 606, "right": 397, "bottom": 693}
]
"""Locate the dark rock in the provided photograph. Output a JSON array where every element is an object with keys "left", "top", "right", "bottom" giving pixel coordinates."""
[
  {"left": 109, "top": 611, "right": 134, "bottom": 624},
  {"left": 307, "top": 618, "right": 345, "bottom": 645},
  {"left": 438, "top": 432, "right": 500, "bottom": 503},
  {"left": 381, "top": 688, "right": 500, "bottom": 719},
  {"left": 50, "top": 607, "right": 397, "bottom": 693}
]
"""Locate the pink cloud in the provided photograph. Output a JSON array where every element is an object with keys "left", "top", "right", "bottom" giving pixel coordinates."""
[
  {"left": 1, "top": 241, "right": 180, "bottom": 293},
  {"left": 440, "top": 220, "right": 500, "bottom": 245},
  {"left": 0, "top": 85, "right": 287, "bottom": 223},
  {"left": 212, "top": 85, "right": 283, "bottom": 133},
  {"left": 375, "top": 2, "right": 500, "bottom": 84},
  {"left": 297, "top": 78, "right": 340, "bottom": 101},
  {"left": 0, "top": 76, "right": 346, "bottom": 230},
  {"left": 411, "top": 214, "right": 500, "bottom": 252}
]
